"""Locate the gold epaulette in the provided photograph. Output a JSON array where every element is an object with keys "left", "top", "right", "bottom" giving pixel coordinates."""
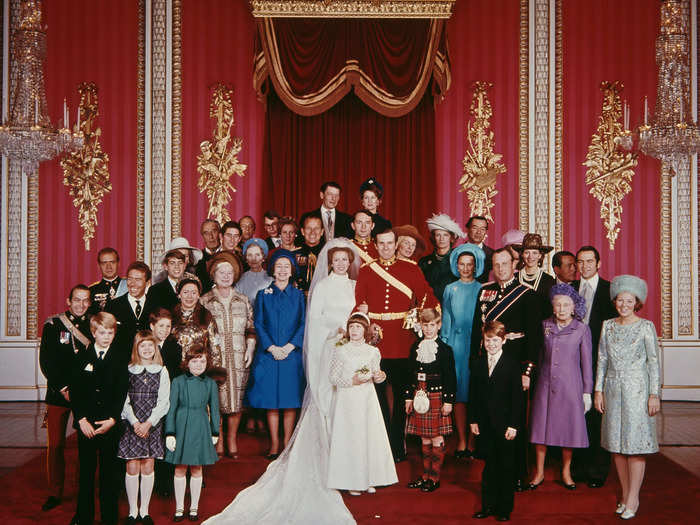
[{"left": 89, "top": 280, "right": 101, "bottom": 287}]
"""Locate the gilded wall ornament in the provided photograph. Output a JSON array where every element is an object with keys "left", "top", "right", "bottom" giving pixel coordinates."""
[
  {"left": 60, "top": 83, "right": 111, "bottom": 251},
  {"left": 249, "top": 0, "right": 455, "bottom": 18},
  {"left": 459, "top": 82, "right": 506, "bottom": 222},
  {"left": 196, "top": 83, "right": 247, "bottom": 225},
  {"left": 582, "top": 81, "right": 638, "bottom": 250}
]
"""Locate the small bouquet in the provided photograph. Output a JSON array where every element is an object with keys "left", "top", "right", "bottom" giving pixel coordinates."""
[{"left": 355, "top": 365, "right": 372, "bottom": 383}]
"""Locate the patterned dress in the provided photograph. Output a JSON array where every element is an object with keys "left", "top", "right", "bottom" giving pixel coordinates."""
[
  {"left": 201, "top": 288, "right": 255, "bottom": 414},
  {"left": 170, "top": 306, "right": 218, "bottom": 361},
  {"left": 118, "top": 364, "right": 170, "bottom": 460},
  {"left": 595, "top": 318, "right": 661, "bottom": 455}
]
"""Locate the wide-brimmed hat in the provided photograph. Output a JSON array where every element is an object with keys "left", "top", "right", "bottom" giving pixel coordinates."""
[
  {"left": 394, "top": 224, "right": 427, "bottom": 259},
  {"left": 450, "top": 243, "right": 486, "bottom": 279},
  {"left": 359, "top": 178, "right": 384, "bottom": 199},
  {"left": 267, "top": 248, "right": 299, "bottom": 277},
  {"left": 610, "top": 274, "right": 648, "bottom": 304},
  {"left": 164, "top": 237, "right": 203, "bottom": 264},
  {"left": 501, "top": 229, "right": 525, "bottom": 247},
  {"left": 512, "top": 233, "right": 554, "bottom": 254},
  {"left": 426, "top": 213, "right": 466, "bottom": 240},
  {"left": 207, "top": 251, "right": 243, "bottom": 283},
  {"left": 242, "top": 237, "right": 269, "bottom": 258}
]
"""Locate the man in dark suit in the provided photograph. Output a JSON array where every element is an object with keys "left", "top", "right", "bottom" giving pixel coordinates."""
[
  {"left": 471, "top": 248, "right": 543, "bottom": 491},
  {"left": 571, "top": 245, "right": 617, "bottom": 488},
  {"left": 300, "top": 181, "right": 353, "bottom": 241},
  {"left": 69, "top": 312, "right": 129, "bottom": 525},
  {"left": 39, "top": 284, "right": 93, "bottom": 512},
  {"left": 148, "top": 250, "right": 185, "bottom": 311},
  {"left": 195, "top": 219, "right": 221, "bottom": 288},
  {"left": 470, "top": 320, "right": 524, "bottom": 522},
  {"left": 106, "top": 261, "right": 156, "bottom": 355},
  {"left": 263, "top": 210, "right": 282, "bottom": 251},
  {"left": 466, "top": 215, "right": 495, "bottom": 283}
]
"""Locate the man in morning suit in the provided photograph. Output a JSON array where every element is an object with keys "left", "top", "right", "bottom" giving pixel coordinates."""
[
  {"left": 195, "top": 219, "right": 221, "bottom": 289},
  {"left": 69, "top": 312, "right": 129, "bottom": 525},
  {"left": 466, "top": 215, "right": 495, "bottom": 284},
  {"left": 470, "top": 248, "right": 543, "bottom": 491},
  {"left": 148, "top": 249, "right": 186, "bottom": 311},
  {"left": 571, "top": 245, "right": 617, "bottom": 488},
  {"left": 419, "top": 213, "right": 465, "bottom": 302},
  {"left": 301, "top": 181, "right": 353, "bottom": 241},
  {"left": 39, "top": 284, "right": 93, "bottom": 512},
  {"left": 89, "top": 247, "right": 127, "bottom": 313},
  {"left": 105, "top": 261, "right": 156, "bottom": 356},
  {"left": 355, "top": 228, "right": 438, "bottom": 461}
]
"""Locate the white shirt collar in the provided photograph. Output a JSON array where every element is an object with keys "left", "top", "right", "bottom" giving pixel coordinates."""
[
  {"left": 94, "top": 343, "right": 109, "bottom": 354},
  {"left": 581, "top": 273, "right": 599, "bottom": 291},
  {"left": 487, "top": 350, "right": 503, "bottom": 375},
  {"left": 127, "top": 293, "right": 145, "bottom": 311},
  {"left": 320, "top": 205, "right": 335, "bottom": 217},
  {"left": 129, "top": 363, "right": 163, "bottom": 373},
  {"left": 168, "top": 277, "right": 178, "bottom": 292}
]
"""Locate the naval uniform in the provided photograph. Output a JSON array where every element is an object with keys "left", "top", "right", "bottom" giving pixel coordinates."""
[
  {"left": 89, "top": 277, "right": 125, "bottom": 313},
  {"left": 470, "top": 276, "right": 543, "bottom": 486},
  {"left": 39, "top": 311, "right": 92, "bottom": 502},
  {"left": 355, "top": 255, "right": 437, "bottom": 459}
]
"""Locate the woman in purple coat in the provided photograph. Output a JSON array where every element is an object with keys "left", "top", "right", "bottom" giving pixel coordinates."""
[{"left": 528, "top": 283, "right": 592, "bottom": 491}]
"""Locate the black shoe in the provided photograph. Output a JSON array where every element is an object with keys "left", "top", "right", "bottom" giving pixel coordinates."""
[
  {"left": 527, "top": 478, "right": 544, "bottom": 490},
  {"left": 42, "top": 496, "right": 61, "bottom": 511},
  {"left": 454, "top": 448, "right": 472, "bottom": 459},
  {"left": 496, "top": 515, "right": 511, "bottom": 521},
  {"left": 587, "top": 479, "right": 604, "bottom": 488},
  {"left": 393, "top": 454, "right": 407, "bottom": 463},
  {"left": 173, "top": 511, "right": 185, "bottom": 522},
  {"left": 124, "top": 517, "right": 138, "bottom": 525},
  {"left": 407, "top": 478, "right": 426, "bottom": 489},
  {"left": 141, "top": 516, "right": 154, "bottom": 525},
  {"left": 514, "top": 479, "right": 525, "bottom": 492},
  {"left": 188, "top": 509, "right": 199, "bottom": 521},
  {"left": 472, "top": 508, "right": 494, "bottom": 519},
  {"left": 420, "top": 479, "right": 440, "bottom": 492},
  {"left": 265, "top": 453, "right": 279, "bottom": 461}
]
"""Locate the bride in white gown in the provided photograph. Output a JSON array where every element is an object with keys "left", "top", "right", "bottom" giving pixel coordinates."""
[{"left": 203, "top": 238, "right": 360, "bottom": 525}]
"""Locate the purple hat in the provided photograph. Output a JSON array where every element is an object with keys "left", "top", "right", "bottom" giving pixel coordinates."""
[
  {"left": 549, "top": 283, "right": 587, "bottom": 321},
  {"left": 501, "top": 229, "right": 525, "bottom": 247}
]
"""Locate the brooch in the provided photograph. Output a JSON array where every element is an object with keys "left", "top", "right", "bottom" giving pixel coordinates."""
[
  {"left": 544, "top": 326, "right": 551, "bottom": 337},
  {"left": 264, "top": 288, "right": 273, "bottom": 295}
]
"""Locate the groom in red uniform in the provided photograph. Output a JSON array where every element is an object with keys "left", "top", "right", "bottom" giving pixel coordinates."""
[{"left": 355, "top": 228, "right": 437, "bottom": 462}]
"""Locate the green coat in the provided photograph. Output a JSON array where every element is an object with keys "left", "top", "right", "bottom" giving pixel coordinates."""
[{"left": 165, "top": 373, "right": 220, "bottom": 466}]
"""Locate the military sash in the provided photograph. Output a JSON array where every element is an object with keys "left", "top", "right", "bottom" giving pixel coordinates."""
[
  {"left": 483, "top": 284, "right": 530, "bottom": 322},
  {"left": 368, "top": 261, "right": 413, "bottom": 300},
  {"left": 57, "top": 313, "right": 91, "bottom": 350},
  {"left": 357, "top": 249, "right": 375, "bottom": 265}
]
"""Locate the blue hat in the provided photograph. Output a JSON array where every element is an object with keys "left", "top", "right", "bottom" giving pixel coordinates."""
[
  {"left": 267, "top": 249, "right": 299, "bottom": 277},
  {"left": 449, "top": 243, "right": 485, "bottom": 278},
  {"left": 359, "top": 178, "right": 384, "bottom": 199},
  {"left": 549, "top": 283, "right": 587, "bottom": 321},
  {"left": 242, "top": 237, "right": 269, "bottom": 258},
  {"left": 610, "top": 275, "right": 648, "bottom": 304}
]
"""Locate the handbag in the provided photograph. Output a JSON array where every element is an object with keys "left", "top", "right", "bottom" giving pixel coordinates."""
[{"left": 413, "top": 389, "right": 430, "bottom": 414}]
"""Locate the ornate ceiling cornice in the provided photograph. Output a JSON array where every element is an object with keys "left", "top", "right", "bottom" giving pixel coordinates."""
[{"left": 250, "top": 0, "right": 456, "bottom": 19}]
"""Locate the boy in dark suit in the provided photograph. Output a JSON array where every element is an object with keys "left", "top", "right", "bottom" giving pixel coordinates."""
[
  {"left": 69, "top": 312, "right": 129, "bottom": 525},
  {"left": 469, "top": 321, "right": 524, "bottom": 522}
]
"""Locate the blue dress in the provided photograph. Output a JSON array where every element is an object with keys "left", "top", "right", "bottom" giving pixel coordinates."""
[
  {"left": 440, "top": 279, "right": 481, "bottom": 402},
  {"left": 246, "top": 282, "right": 306, "bottom": 409}
]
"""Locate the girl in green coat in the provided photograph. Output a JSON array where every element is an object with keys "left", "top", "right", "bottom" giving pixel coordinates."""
[{"left": 165, "top": 344, "right": 220, "bottom": 521}]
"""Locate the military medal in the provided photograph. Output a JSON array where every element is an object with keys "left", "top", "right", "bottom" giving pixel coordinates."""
[{"left": 59, "top": 331, "right": 71, "bottom": 344}]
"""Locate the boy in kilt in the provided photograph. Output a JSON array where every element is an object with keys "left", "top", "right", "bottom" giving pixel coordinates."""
[{"left": 404, "top": 307, "right": 456, "bottom": 492}]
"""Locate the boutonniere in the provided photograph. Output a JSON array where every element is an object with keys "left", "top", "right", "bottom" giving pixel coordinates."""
[
  {"left": 83, "top": 363, "right": 94, "bottom": 372},
  {"left": 264, "top": 287, "right": 273, "bottom": 295}
]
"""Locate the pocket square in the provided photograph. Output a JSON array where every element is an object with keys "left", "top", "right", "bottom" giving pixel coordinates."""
[{"left": 83, "top": 363, "right": 94, "bottom": 372}]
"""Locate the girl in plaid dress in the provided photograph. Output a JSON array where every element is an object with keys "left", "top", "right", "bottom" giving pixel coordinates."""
[
  {"left": 118, "top": 331, "right": 171, "bottom": 524},
  {"left": 404, "top": 308, "right": 457, "bottom": 492}
]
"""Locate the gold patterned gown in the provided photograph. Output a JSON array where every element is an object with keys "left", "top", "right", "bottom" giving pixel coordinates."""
[
  {"left": 201, "top": 288, "right": 255, "bottom": 414},
  {"left": 171, "top": 307, "right": 219, "bottom": 363}
]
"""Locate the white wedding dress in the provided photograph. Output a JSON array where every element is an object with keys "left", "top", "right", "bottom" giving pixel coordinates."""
[{"left": 203, "top": 239, "right": 359, "bottom": 525}]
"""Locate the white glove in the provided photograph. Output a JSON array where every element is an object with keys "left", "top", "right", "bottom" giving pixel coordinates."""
[
  {"left": 166, "top": 436, "right": 176, "bottom": 452},
  {"left": 212, "top": 436, "right": 219, "bottom": 445},
  {"left": 583, "top": 393, "right": 592, "bottom": 413},
  {"left": 268, "top": 346, "right": 285, "bottom": 360},
  {"left": 244, "top": 340, "right": 255, "bottom": 367}
]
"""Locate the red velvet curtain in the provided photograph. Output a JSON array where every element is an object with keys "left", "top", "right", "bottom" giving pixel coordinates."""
[
  {"left": 259, "top": 18, "right": 445, "bottom": 227},
  {"left": 264, "top": 89, "right": 437, "bottom": 225}
]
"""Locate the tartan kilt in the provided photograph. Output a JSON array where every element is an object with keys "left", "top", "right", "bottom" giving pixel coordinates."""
[{"left": 405, "top": 385, "right": 452, "bottom": 438}]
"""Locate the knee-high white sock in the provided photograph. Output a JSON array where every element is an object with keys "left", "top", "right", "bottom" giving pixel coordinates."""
[
  {"left": 174, "top": 475, "right": 187, "bottom": 512},
  {"left": 189, "top": 475, "right": 203, "bottom": 511},
  {"left": 125, "top": 473, "right": 140, "bottom": 517},
  {"left": 139, "top": 472, "right": 155, "bottom": 517}
]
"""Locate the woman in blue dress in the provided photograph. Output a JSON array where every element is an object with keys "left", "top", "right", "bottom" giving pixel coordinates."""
[
  {"left": 246, "top": 249, "right": 306, "bottom": 460},
  {"left": 440, "top": 243, "right": 485, "bottom": 458}
]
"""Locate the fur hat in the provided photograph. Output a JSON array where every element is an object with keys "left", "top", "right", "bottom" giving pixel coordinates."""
[{"left": 610, "top": 275, "right": 648, "bottom": 304}]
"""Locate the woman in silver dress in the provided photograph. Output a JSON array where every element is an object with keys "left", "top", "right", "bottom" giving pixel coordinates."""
[
  {"left": 594, "top": 275, "right": 660, "bottom": 520},
  {"left": 235, "top": 238, "right": 274, "bottom": 308},
  {"left": 201, "top": 252, "right": 256, "bottom": 459}
]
